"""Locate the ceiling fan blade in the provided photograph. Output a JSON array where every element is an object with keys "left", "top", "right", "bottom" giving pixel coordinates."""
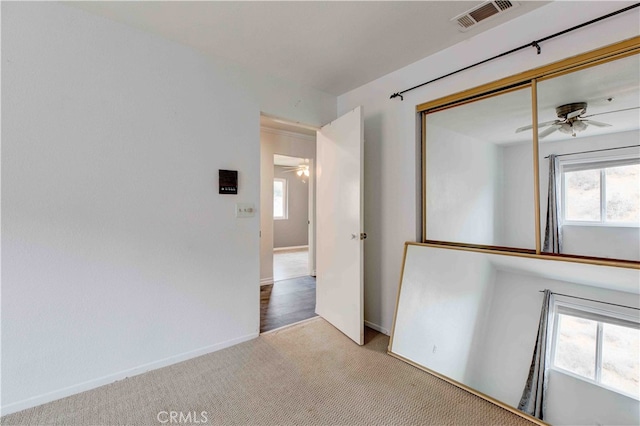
[
  {"left": 515, "top": 124, "right": 533, "bottom": 133},
  {"left": 515, "top": 120, "right": 559, "bottom": 133},
  {"left": 582, "top": 106, "right": 639, "bottom": 119},
  {"left": 539, "top": 124, "right": 561, "bottom": 139},
  {"left": 566, "top": 108, "right": 586, "bottom": 119},
  {"left": 583, "top": 119, "right": 612, "bottom": 128}
]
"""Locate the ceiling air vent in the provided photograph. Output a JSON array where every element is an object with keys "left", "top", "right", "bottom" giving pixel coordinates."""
[{"left": 451, "top": 1, "right": 519, "bottom": 32}]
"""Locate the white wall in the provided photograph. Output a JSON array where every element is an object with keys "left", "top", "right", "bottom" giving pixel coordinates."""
[
  {"left": 500, "top": 142, "right": 537, "bottom": 249},
  {"left": 426, "top": 125, "right": 502, "bottom": 246},
  {"left": 1, "top": 2, "right": 334, "bottom": 414},
  {"left": 471, "top": 269, "right": 640, "bottom": 426},
  {"left": 274, "top": 165, "right": 309, "bottom": 248},
  {"left": 538, "top": 130, "right": 640, "bottom": 261},
  {"left": 259, "top": 128, "right": 316, "bottom": 284},
  {"left": 337, "top": 1, "right": 639, "bottom": 334}
]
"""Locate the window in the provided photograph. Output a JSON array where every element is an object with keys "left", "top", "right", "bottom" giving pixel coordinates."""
[
  {"left": 551, "top": 300, "right": 640, "bottom": 400},
  {"left": 561, "top": 156, "right": 640, "bottom": 226},
  {"left": 273, "top": 178, "right": 287, "bottom": 220}
]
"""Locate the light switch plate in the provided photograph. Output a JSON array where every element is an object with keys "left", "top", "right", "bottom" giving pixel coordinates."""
[{"left": 236, "top": 203, "right": 255, "bottom": 218}]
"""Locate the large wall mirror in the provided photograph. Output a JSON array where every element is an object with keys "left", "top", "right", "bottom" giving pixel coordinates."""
[
  {"left": 421, "top": 39, "right": 640, "bottom": 264},
  {"left": 425, "top": 86, "right": 536, "bottom": 250},
  {"left": 535, "top": 54, "right": 640, "bottom": 261},
  {"left": 403, "top": 38, "right": 640, "bottom": 426},
  {"left": 390, "top": 243, "right": 640, "bottom": 426}
]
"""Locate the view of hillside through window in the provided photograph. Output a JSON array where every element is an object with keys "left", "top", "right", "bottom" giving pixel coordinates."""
[
  {"left": 564, "top": 163, "right": 640, "bottom": 224},
  {"left": 553, "top": 313, "right": 640, "bottom": 399}
]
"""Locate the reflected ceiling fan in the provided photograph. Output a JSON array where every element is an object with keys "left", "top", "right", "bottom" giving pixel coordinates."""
[{"left": 515, "top": 102, "right": 638, "bottom": 138}]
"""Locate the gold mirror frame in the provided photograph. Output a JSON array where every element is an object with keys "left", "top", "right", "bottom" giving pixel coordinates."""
[{"left": 419, "top": 36, "right": 640, "bottom": 268}]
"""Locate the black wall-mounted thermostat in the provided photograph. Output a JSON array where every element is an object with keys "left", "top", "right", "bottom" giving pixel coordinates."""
[{"left": 219, "top": 169, "right": 238, "bottom": 194}]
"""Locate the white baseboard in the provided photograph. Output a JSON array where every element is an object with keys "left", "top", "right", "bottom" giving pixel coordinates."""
[
  {"left": 0, "top": 332, "right": 258, "bottom": 416},
  {"left": 260, "top": 277, "right": 274, "bottom": 286},
  {"left": 365, "top": 320, "right": 390, "bottom": 336},
  {"left": 273, "top": 245, "right": 308, "bottom": 252}
]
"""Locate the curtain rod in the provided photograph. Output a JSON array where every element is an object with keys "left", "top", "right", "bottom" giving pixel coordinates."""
[
  {"left": 544, "top": 144, "right": 640, "bottom": 159},
  {"left": 390, "top": 3, "right": 640, "bottom": 101},
  {"left": 540, "top": 290, "right": 640, "bottom": 311}
]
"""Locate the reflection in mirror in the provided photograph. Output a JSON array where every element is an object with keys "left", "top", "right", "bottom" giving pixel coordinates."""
[
  {"left": 425, "top": 87, "right": 536, "bottom": 250},
  {"left": 534, "top": 53, "right": 640, "bottom": 261},
  {"left": 390, "top": 244, "right": 640, "bottom": 425}
]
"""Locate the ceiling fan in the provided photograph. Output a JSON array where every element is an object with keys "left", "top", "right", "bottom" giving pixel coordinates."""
[
  {"left": 282, "top": 159, "right": 309, "bottom": 179},
  {"left": 515, "top": 102, "right": 638, "bottom": 138},
  {"left": 281, "top": 164, "right": 310, "bottom": 177}
]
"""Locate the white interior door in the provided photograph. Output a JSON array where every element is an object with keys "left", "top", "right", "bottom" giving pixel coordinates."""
[{"left": 315, "top": 106, "right": 364, "bottom": 345}]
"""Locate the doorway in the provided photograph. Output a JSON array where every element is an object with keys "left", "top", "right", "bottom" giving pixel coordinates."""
[
  {"left": 260, "top": 116, "right": 318, "bottom": 333},
  {"left": 259, "top": 107, "right": 365, "bottom": 343}
]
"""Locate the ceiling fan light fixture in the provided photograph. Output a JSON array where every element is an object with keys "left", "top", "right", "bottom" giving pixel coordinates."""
[
  {"left": 572, "top": 120, "right": 587, "bottom": 132},
  {"left": 558, "top": 123, "right": 573, "bottom": 135},
  {"left": 558, "top": 120, "right": 587, "bottom": 137},
  {"left": 294, "top": 165, "right": 310, "bottom": 179}
]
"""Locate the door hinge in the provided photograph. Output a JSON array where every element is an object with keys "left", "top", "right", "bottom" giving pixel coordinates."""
[{"left": 360, "top": 232, "right": 367, "bottom": 240}]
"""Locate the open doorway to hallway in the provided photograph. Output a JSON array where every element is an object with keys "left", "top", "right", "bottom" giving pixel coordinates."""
[{"left": 260, "top": 116, "right": 318, "bottom": 333}]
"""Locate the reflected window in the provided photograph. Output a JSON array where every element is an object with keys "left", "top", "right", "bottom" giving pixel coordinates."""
[
  {"left": 561, "top": 156, "right": 640, "bottom": 226},
  {"left": 551, "top": 302, "right": 640, "bottom": 400},
  {"left": 554, "top": 314, "right": 597, "bottom": 379}
]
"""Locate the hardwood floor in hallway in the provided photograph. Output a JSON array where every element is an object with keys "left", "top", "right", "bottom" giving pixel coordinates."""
[{"left": 260, "top": 275, "right": 316, "bottom": 333}]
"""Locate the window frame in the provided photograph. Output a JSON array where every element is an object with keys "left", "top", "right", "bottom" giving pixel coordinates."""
[
  {"left": 560, "top": 154, "right": 640, "bottom": 228},
  {"left": 549, "top": 298, "right": 640, "bottom": 400},
  {"left": 273, "top": 177, "right": 288, "bottom": 220}
]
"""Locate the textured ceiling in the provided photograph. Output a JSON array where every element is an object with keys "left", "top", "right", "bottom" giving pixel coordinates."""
[{"left": 69, "top": 1, "right": 548, "bottom": 96}]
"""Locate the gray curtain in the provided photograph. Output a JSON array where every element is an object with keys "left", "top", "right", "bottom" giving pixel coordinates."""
[
  {"left": 517, "top": 290, "right": 552, "bottom": 420},
  {"left": 543, "top": 155, "right": 562, "bottom": 253}
]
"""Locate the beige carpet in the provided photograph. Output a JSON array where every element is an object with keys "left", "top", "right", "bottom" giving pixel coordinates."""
[{"left": 2, "top": 318, "right": 536, "bottom": 425}]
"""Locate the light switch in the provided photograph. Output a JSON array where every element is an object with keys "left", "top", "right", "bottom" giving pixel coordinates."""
[{"left": 236, "top": 203, "right": 255, "bottom": 218}]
